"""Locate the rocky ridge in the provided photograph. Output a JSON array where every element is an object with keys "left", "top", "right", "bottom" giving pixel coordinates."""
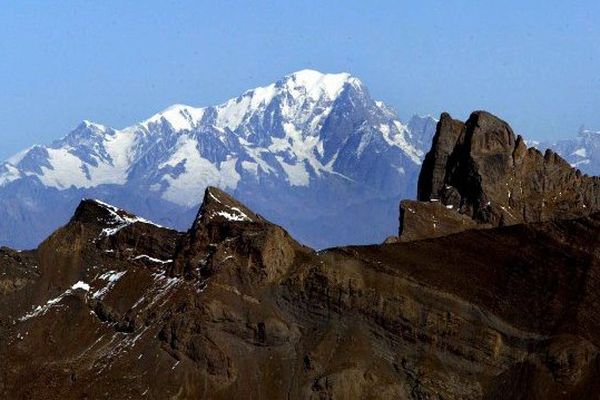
[
  {"left": 398, "top": 111, "right": 600, "bottom": 241},
  {"left": 3, "top": 111, "right": 600, "bottom": 399}
]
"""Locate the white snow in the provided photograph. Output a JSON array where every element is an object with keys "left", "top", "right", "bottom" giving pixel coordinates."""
[
  {"left": 158, "top": 136, "right": 242, "bottom": 207},
  {"left": 277, "top": 157, "right": 310, "bottom": 186},
  {"left": 216, "top": 210, "right": 248, "bottom": 222},
  {"left": 92, "top": 270, "right": 126, "bottom": 300},
  {"left": 20, "top": 280, "right": 90, "bottom": 321},
  {"left": 215, "top": 96, "right": 253, "bottom": 131},
  {"left": 143, "top": 104, "right": 205, "bottom": 131},
  {"left": 274, "top": 122, "right": 326, "bottom": 177},
  {"left": 38, "top": 148, "right": 89, "bottom": 189},
  {"left": 94, "top": 199, "right": 161, "bottom": 236},
  {"left": 0, "top": 68, "right": 432, "bottom": 210},
  {"left": 214, "top": 205, "right": 252, "bottom": 222},
  {"left": 241, "top": 160, "right": 259, "bottom": 175},
  {"left": 100, "top": 128, "right": 137, "bottom": 182},
  {"left": 218, "top": 157, "right": 241, "bottom": 189},
  {"left": 286, "top": 69, "right": 351, "bottom": 100},
  {"left": 71, "top": 281, "right": 91, "bottom": 291},
  {"left": 133, "top": 255, "right": 173, "bottom": 264},
  {"left": 98, "top": 270, "right": 127, "bottom": 282},
  {"left": 208, "top": 190, "right": 222, "bottom": 204},
  {"left": 390, "top": 122, "right": 424, "bottom": 164},
  {"left": 158, "top": 135, "right": 222, "bottom": 206},
  {"left": 572, "top": 147, "right": 587, "bottom": 158},
  {"left": 0, "top": 164, "right": 22, "bottom": 186},
  {"left": 82, "top": 120, "right": 108, "bottom": 131},
  {"left": 6, "top": 147, "right": 32, "bottom": 165}
]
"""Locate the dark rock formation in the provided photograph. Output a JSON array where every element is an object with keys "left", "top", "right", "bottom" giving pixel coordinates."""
[
  {"left": 172, "top": 187, "right": 308, "bottom": 282},
  {"left": 399, "top": 111, "right": 600, "bottom": 241}
]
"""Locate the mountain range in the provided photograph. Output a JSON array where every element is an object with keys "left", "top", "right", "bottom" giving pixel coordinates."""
[
  {"left": 2, "top": 69, "right": 598, "bottom": 251},
  {"left": 4, "top": 111, "right": 600, "bottom": 399},
  {"left": 534, "top": 128, "right": 600, "bottom": 175},
  {"left": 0, "top": 69, "right": 437, "bottom": 249}
]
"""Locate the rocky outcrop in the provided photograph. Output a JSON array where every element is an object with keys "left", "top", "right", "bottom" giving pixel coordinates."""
[
  {"left": 172, "top": 187, "right": 309, "bottom": 284},
  {"left": 399, "top": 111, "right": 600, "bottom": 241},
  {"left": 398, "top": 199, "right": 481, "bottom": 242}
]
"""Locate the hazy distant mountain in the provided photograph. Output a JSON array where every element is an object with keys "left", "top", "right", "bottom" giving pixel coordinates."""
[
  {"left": 0, "top": 70, "right": 437, "bottom": 249},
  {"left": 532, "top": 128, "right": 600, "bottom": 176}
]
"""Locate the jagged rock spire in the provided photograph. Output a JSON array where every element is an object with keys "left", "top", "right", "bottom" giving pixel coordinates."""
[
  {"left": 399, "top": 110, "right": 600, "bottom": 241},
  {"left": 192, "top": 187, "right": 263, "bottom": 230}
]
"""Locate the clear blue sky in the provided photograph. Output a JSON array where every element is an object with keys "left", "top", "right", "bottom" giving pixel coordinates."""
[{"left": 1, "top": 1, "right": 599, "bottom": 160}]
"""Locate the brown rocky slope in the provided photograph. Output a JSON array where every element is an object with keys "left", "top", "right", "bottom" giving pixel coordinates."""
[{"left": 2, "top": 113, "right": 600, "bottom": 399}]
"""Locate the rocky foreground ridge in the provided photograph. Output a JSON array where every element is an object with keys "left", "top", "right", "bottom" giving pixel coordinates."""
[{"left": 2, "top": 112, "right": 600, "bottom": 399}]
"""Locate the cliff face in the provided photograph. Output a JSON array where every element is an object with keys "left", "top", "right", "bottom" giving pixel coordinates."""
[
  {"left": 3, "top": 111, "right": 600, "bottom": 399},
  {"left": 399, "top": 111, "right": 600, "bottom": 241}
]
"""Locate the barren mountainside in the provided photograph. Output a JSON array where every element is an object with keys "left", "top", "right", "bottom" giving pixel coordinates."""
[{"left": 2, "top": 111, "right": 600, "bottom": 399}]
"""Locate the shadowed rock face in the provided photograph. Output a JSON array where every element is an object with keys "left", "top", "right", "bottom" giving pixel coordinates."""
[{"left": 399, "top": 111, "right": 600, "bottom": 241}]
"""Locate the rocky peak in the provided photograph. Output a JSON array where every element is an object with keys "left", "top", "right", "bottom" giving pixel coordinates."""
[
  {"left": 71, "top": 199, "right": 137, "bottom": 226},
  {"left": 192, "top": 187, "right": 263, "bottom": 230},
  {"left": 399, "top": 110, "right": 600, "bottom": 240},
  {"left": 175, "top": 187, "right": 307, "bottom": 283},
  {"left": 68, "top": 198, "right": 164, "bottom": 238}
]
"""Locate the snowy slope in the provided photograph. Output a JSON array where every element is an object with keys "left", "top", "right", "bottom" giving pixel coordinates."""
[
  {"left": 0, "top": 70, "right": 437, "bottom": 249},
  {"left": 535, "top": 128, "right": 600, "bottom": 176}
]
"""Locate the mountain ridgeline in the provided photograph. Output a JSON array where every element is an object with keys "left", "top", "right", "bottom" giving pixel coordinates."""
[
  {"left": 3, "top": 110, "right": 600, "bottom": 399},
  {"left": 0, "top": 70, "right": 437, "bottom": 250}
]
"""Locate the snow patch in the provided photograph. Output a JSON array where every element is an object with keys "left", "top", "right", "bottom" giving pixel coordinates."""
[
  {"left": 158, "top": 135, "right": 240, "bottom": 207},
  {"left": 93, "top": 200, "right": 161, "bottom": 236},
  {"left": 143, "top": 104, "right": 205, "bottom": 131},
  {"left": 92, "top": 270, "right": 126, "bottom": 300},
  {"left": 133, "top": 255, "right": 173, "bottom": 264},
  {"left": 277, "top": 158, "right": 310, "bottom": 186},
  {"left": 572, "top": 147, "right": 587, "bottom": 158},
  {"left": 215, "top": 210, "right": 249, "bottom": 222},
  {"left": 72, "top": 281, "right": 91, "bottom": 291}
]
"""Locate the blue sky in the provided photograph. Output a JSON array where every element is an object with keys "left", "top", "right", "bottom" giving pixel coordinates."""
[{"left": 1, "top": 1, "right": 599, "bottom": 160}]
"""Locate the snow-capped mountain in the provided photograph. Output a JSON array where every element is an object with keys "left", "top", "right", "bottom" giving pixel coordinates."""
[
  {"left": 534, "top": 128, "right": 600, "bottom": 176},
  {"left": 0, "top": 69, "right": 437, "bottom": 249}
]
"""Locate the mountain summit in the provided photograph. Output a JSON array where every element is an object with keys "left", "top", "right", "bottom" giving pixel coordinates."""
[{"left": 0, "top": 70, "right": 436, "bottom": 249}]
